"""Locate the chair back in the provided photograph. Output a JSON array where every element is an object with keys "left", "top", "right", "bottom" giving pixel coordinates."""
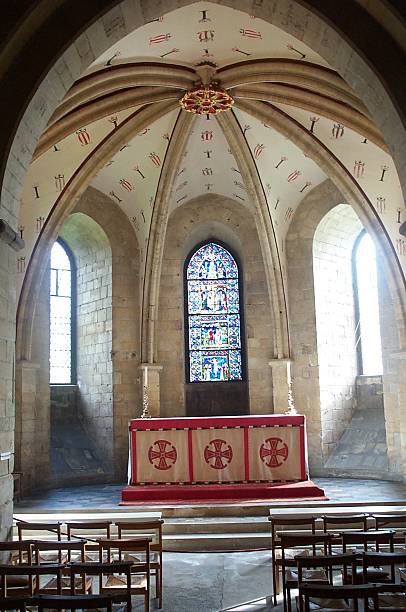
[
  {"left": 65, "top": 521, "right": 111, "bottom": 540},
  {"left": 68, "top": 560, "right": 133, "bottom": 601},
  {"left": 295, "top": 552, "right": 358, "bottom": 586},
  {"left": 16, "top": 522, "right": 62, "bottom": 542},
  {"left": 0, "top": 596, "right": 28, "bottom": 611},
  {"left": 115, "top": 520, "right": 163, "bottom": 549},
  {"left": 341, "top": 529, "right": 395, "bottom": 552},
  {"left": 280, "top": 532, "right": 334, "bottom": 561},
  {"left": 32, "top": 593, "right": 114, "bottom": 611},
  {"left": 0, "top": 564, "right": 65, "bottom": 597},
  {"left": 322, "top": 513, "right": 369, "bottom": 532},
  {"left": 299, "top": 583, "right": 380, "bottom": 612}
]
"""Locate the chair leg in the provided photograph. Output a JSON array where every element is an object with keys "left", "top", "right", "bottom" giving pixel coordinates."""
[
  {"left": 157, "top": 568, "right": 163, "bottom": 608},
  {"left": 145, "top": 593, "right": 149, "bottom": 612},
  {"left": 273, "top": 562, "right": 280, "bottom": 605}
]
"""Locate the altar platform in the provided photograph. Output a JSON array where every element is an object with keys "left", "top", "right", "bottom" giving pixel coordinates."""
[{"left": 123, "top": 414, "right": 324, "bottom": 503}]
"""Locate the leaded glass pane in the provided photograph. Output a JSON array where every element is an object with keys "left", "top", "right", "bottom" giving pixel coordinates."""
[
  {"left": 49, "top": 241, "right": 73, "bottom": 384},
  {"left": 186, "top": 242, "right": 243, "bottom": 383}
]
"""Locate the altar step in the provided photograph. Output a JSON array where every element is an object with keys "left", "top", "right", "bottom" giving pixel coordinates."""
[{"left": 13, "top": 500, "right": 406, "bottom": 552}]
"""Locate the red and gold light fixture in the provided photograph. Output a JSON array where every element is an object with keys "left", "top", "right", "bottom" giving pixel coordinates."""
[{"left": 180, "top": 82, "right": 234, "bottom": 115}]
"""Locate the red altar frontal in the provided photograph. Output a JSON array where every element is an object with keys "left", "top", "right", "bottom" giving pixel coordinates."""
[{"left": 127, "top": 414, "right": 308, "bottom": 487}]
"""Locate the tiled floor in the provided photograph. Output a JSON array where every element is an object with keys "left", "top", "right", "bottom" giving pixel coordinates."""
[{"left": 14, "top": 478, "right": 406, "bottom": 611}]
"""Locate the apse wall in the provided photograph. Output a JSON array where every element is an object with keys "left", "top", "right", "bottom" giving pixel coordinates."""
[{"left": 157, "top": 195, "right": 275, "bottom": 417}]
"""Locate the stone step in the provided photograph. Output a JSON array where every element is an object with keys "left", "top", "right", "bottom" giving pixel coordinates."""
[
  {"left": 162, "top": 531, "right": 271, "bottom": 552},
  {"left": 163, "top": 517, "right": 269, "bottom": 535}
]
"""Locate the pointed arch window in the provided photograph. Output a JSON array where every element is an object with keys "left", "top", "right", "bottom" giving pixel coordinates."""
[
  {"left": 50, "top": 239, "right": 76, "bottom": 384},
  {"left": 353, "top": 231, "right": 383, "bottom": 375},
  {"left": 185, "top": 242, "right": 244, "bottom": 383}
]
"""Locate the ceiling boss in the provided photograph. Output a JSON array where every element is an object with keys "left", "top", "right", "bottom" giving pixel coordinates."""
[{"left": 180, "top": 81, "right": 234, "bottom": 115}]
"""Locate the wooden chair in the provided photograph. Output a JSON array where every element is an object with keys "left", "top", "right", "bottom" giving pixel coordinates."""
[
  {"left": 32, "top": 593, "right": 114, "bottom": 611},
  {"left": 374, "top": 583, "right": 406, "bottom": 612},
  {"left": 296, "top": 552, "right": 359, "bottom": 586},
  {"left": 0, "top": 564, "right": 65, "bottom": 597},
  {"left": 362, "top": 551, "right": 406, "bottom": 583},
  {"left": 66, "top": 521, "right": 112, "bottom": 561},
  {"left": 68, "top": 561, "right": 133, "bottom": 610},
  {"left": 372, "top": 514, "right": 406, "bottom": 550},
  {"left": 116, "top": 519, "right": 164, "bottom": 608},
  {"left": 279, "top": 532, "right": 334, "bottom": 612},
  {"left": 32, "top": 541, "right": 90, "bottom": 594},
  {"left": 269, "top": 515, "right": 317, "bottom": 605},
  {"left": 340, "top": 530, "right": 396, "bottom": 584},
  {"left": 98, "top": 538, "right": 151, "bottom": 612},
  {"left": 298, "top": 583, "right": 380, "bottom": 611},
  {"left": 0, "top": 542, "right": 34, "bottom": 596}
]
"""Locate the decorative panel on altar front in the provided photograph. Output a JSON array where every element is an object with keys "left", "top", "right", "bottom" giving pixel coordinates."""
[{"left": 129, "top": 415, "right": 307, "bottom": 485}]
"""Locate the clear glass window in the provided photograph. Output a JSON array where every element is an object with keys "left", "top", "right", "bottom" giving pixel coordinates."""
[
  {"left": 50, "top": 240, "right": 75, "bottom": 384},
  {"left": 354, "top": 232, "right": 383, "bottom": 375}
]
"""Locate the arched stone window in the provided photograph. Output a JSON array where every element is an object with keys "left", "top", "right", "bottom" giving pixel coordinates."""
[
  {"left": 353, "top": 231, "right": 383, "bottom": 375},
  {"left": 49, "top": 239, "right": 76, "bottom": 384},
  {"left": 185, "top": 241, "right": 244, "bottom": 383}
]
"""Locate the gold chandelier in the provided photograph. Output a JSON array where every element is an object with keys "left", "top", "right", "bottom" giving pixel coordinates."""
[{"left": 180, "top": 82, "right": 234, "bottom": 115}]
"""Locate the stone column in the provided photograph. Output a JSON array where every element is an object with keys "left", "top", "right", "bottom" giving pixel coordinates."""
[
  {"left": 386, "top": 350, "right": 406, "bottom": 480},
  {"left": 15, "top": 359, "right": 50, "bottom": 494},
  {"left": 139, "top": 364, "right": 163, "bottom": 418},
  {"left": 268, "top": 359, "right": 292, "bottom": 413}
]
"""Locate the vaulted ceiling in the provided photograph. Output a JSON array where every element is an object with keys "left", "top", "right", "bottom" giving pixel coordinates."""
[{"left": 17, "top": 1, "right": 405, "bottom": 299}]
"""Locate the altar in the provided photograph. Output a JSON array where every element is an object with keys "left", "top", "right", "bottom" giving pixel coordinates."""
[{"left": 127, "top": 414, "right": 307, "bottom": 486}]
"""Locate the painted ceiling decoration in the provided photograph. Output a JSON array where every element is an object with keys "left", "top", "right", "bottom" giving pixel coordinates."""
[{"left": 17, "top": 1, "right": 406, "bottom": 306}]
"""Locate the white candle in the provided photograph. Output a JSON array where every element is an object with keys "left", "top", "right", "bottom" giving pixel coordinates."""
[{"left": 144, "top": 366, "right": 148, "bottom": 387}]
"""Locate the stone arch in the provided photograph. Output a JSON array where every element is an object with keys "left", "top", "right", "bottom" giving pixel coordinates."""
[
  {"left": 157, "top": 194, "right": 275, "bottom": 418},
  {"left": 15, "top": 187, "right": 141, "bottom": 491},
  {"left": 286, "top": 179, "right": 405, "bottom": 479}
]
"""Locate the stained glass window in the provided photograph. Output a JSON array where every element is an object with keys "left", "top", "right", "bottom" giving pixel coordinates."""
[
  {"left": 186, "top": 242, "right": 243, "bottom": 382},
  {"left": 50, "top": 240, "right": 75, "bottom": 384}
]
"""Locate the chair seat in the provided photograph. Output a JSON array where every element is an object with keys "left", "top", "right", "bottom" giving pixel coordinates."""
[
  {"left": 103, "top": 574, "right": 147, "bottom": 590},
  {"left": 306, "top": 600, "right": 352, "bottom": 611},
  {"left": 287, "top": 568, "right": 328, "bottom": 585},
  {"left": 38, "top": 552, "right": 68, "bottom": 564},
  {"left": 40, "top": 575, "right": 92, "bottom": 593}
]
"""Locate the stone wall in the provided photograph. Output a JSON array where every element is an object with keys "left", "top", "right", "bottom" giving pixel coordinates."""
[
  {"left": 157, "top": 195, "right": 275, "bottom": 417},
  {"left": 74, "top": 188, "right": 141, "bottom": 479},
  {"left": 313, "top": 204, "right": 362, "bottom": 457},
  {"left": 61, "top": 214, "right": 114, "bottom": 469},
  {"left": 15, "top": 266, "right": 50, "bottom": 495},
  {"left": 0, "top": 237, "right": 16, "bottom": 539},
  {"left": 50, "top": 385, "right": 112, "bottom": 486}
]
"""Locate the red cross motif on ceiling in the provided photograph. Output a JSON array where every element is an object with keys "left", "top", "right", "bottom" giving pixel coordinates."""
[
  {"left": 259, "top": 437, "right": 289, "bottom": 468},
  {"left": 148, "top": 439, "right": 177, "bottom": 470},
  {"left": 204, "top": 438, "right": 233, "bottom": 469}
]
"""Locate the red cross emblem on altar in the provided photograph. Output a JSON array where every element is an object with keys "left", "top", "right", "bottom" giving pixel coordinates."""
[
  {"left": 148, "top": 439, "right": 177, "bottom": 470},
  {"left": 204, "top": 438, "right": 233, "bottom": 469},
  {"left": 259, "top": 437, "right": 289, "bottom": 468}
]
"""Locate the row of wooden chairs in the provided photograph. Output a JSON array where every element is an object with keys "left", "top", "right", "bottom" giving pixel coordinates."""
[
  {"left": 281, "top": 536, "right": 406, "bottom": 611},
  {"left": 14, "top": 518, "right": 164, "bottom": 608},
  {"left": 270, "top": 512, "right": 406, "bottom": 605},
  {"left": 0, "top": 539, "right": 152, "bottom": 612},
  {"left": 298, "top": 582, "right": 406, "bottom": 612}
]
